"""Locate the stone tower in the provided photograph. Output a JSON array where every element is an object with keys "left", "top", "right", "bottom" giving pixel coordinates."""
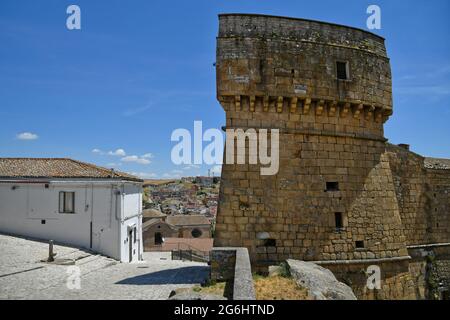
[{"left": 214, "top": 13, "right": 411, "bottom": 277}]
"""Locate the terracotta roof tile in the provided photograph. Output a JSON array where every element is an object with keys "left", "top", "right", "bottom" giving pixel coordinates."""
[
  {"left": 143, "top": 208, "right": 166, "bottom": 218},
  {"left": 0, "top": 158, "right": 142, "bottom": 182},
  {"left": 166, "top": 215, "right": 211, "bottom": 226}
]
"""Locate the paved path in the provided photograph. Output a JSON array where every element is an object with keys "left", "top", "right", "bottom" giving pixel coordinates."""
[{"left": 0, "top": 234, "right": 209, "bottom": 300}]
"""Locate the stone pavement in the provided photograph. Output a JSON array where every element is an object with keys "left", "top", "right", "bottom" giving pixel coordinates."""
[{"left": 0, "top": 234, "right": 209, "bottom": 300}]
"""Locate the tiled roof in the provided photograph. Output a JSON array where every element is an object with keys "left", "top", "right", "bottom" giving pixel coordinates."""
[
  {"left": 166, "top": 215, "right": 211, "bottom": 227},
  {"left": 424, "top": 157, "right": 450, "bottom": 170},
  {"left": 143, "top": 208, "right": 166, "bottom": 218},
  {"left": 0, "top": 158, "right": 143, "bottom": 182},
  {"left": 161, "top": 238, "right": 213, "bottom": 252},
  {"left": 142, "top": 218, "right": 178, "bottom": 231}
]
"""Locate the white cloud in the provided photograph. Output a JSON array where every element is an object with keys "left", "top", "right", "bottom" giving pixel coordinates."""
[
  {"left": 108, "top": 148, "right": 126, "bottom": 156},
  {"left": 142, "top": 153, "right": 154, "bottom": 159},
  {"left": 183, "top": 164, "right": 200, "bottom": 170},
  {"left": 211, "top": 165, "right": 222, "bottom": 176},
  {"left": 172, "top": 169, "right": 183, "bottom": 174},
  {"left": 122, "top": 103, "right": 153, "bottom": 117},
  {"left": 106, "top": 162, "right": 122, "bottom": 167},
  {"left": 92, "top": 148, "right": 104, "bottom": 154},
  {"left": 121, "top": 155, "right": 151, "bottom": 165},
  {"left": 17, "top": 132, "right": 38, "bottom": 140},
  {"left": 129, "top": 172, "right": 157, "bottom": 179}
]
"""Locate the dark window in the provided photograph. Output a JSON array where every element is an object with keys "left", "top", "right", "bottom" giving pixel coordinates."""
[
  {"left": 335, "top": 212, "right": 343, "bottom": 230},
  {"left": 326, "top": 182, "right": 339, "bottom": 191},
  {"left": 41, "top": 220, "right": 46, "bottom": 225},
  {"left": 155, "top": 232, "right": 163, "bottom": 245},
  {"left": 355, "top": 240, "right": 365, "bottom": 249},
  {"left": 59, "top": 191, "right": 75, "bottom": 213},
  {"left": 133, "top": 228, "right": 137, "bottom": 243},
  {"left": 191, "top": 228, "right": 202, "bottom": 238},
  {"left": 336, "top": 61, "right": 348, "bottom": 80},
  {"left": 264, "top": 239, "right": 276, "bottom": 247},
  {"left": 45, "top": 184, "right": 49, "bottom": 189}
]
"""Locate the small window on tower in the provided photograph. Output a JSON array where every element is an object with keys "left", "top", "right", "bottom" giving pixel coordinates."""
[
  {"left": 336, "top": 61, "right": 349, "bottom": 80},
  {"left": 355, "top": 240, "right": 365, "bottom": 249},
  {"left": 326, "top": 182, "right": 339, "bottom": 192},
  {"left": 335, "top": 212, "right": 343, "bottom": 231},
  {"left": 264, "top": 239, "right": 276, "bottom": 247}
]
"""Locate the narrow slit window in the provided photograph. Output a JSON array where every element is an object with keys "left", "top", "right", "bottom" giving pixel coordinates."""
[
  {"left": 336, "top": 61, "right": 349, "bottom": 80},
  {"left": 326, "top": 182, "right": 339, "bottom": 192},
  {"left": 335, "top": 212, "right": 343, "bottom": 230},
  {"left": 59, "top": 191, "right": 75, "bottom": 214}
]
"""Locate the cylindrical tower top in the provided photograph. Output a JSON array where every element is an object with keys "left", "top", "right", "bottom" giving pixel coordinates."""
[
  {"left": 218, "top": 13, "right": 387, "bottom": 57},
  {"left": 216, "top": 13, "right": 393, "bottom": 124}
]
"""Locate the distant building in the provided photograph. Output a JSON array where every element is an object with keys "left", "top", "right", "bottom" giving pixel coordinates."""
[
  {"left": 143, "top": 218, "right": 178, "bottom": 249},
  {"left": 142, "top": 208, "right": 167, "bottom": 223},
  {"left": 166, "top": 215, "right": 211, "bottom": 238},
  {"left": 143, "top": 214, "right": 211, "bottom": 251},
  {"left": 0, "top": 158, "right": 143, "bottom": 262},
  {"left": 195, "top": 176, "right": 214, "bottom": 187}
]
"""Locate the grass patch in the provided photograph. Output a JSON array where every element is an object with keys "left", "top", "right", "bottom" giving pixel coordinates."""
[
  {"left": 191, "top": 281, "right": 231, "bottom": 298},
  {"left": 253, "top": 274, "right": 310, "bottom": 300}
]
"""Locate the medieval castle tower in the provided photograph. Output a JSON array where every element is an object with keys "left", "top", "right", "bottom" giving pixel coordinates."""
[{"left": 214, "top": 14, "right": 450, "bottom": 299}]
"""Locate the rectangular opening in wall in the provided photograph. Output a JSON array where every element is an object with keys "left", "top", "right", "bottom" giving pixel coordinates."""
[
  {"left": 355, "top": 240, "right": 365, "bottom": 249},
  {"left": 326, "top": 182, "right": 339, "bottom": 191},
  {"left": 41, "top": 220, "right": 46, "bottom": 225},
  {"left": 335, "top": 212, "right": 343, "bottom": 231},
  {"left": 264, "top": 239, "right": 276, "bottom": 247},
  {"left": 336, "top": 61, "right": 349, "bottom": 80}
]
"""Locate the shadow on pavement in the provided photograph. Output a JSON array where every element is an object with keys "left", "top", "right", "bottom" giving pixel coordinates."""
[{"left": 115, "top": 266, "right": 209, "bottom": 285}]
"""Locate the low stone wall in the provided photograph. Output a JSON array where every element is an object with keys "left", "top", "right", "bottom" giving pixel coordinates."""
[
  {"left": 210, "top": 247, "right": 256, "bottom": 300},
  {"left": 408, "top": 244, "right": 450, "bottom": 299}
]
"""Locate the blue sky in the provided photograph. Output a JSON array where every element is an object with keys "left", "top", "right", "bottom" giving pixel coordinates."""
[{"left": 0, "top": 0, "right": 449, "bottom": 179}]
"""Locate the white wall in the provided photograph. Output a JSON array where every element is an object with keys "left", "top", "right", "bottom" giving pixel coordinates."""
[
  {"left": 118, "top": 183, "right": 143, "bottom": 262},
  {"left": 0, "top": 180, "right": 143, "bottom": 262}
]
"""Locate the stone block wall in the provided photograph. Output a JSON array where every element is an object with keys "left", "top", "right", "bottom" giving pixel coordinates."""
[
  {"left": 215, "top": 13, "right": 407, "bottom": 265},
  {"left": 324, "top": 260, "right": 417, "bottom": 300},
  {"left": 210, "top": 247, "right": 256, "bottom": 300},
  {"left": 214, "top": 13, "right": 450, "bottom": 299},
  {"left": 386, "top": 144, "right": 450, "bottom": 246}
]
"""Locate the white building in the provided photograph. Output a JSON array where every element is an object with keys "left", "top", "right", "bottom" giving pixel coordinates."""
[{"left": 0, "top": 158, "right": 143, "bottom": 262}]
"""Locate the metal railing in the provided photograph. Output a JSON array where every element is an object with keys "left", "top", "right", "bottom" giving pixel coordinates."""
[{"left": 170, "top": 242, "right": 210, "bottom": 263}]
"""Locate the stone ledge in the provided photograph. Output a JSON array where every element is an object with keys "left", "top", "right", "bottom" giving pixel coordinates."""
[
  {"left": 223, "top": 125, "right": 387, "bottom": 142},
  {"left": 407, "top": 243, "right": 450, "bottom": 249},
  {"left": 311, "top": 255, "right": 412, "bottom": 265},
  {"left": 210, "top": 247, "right": 256, "bottom": 300}
]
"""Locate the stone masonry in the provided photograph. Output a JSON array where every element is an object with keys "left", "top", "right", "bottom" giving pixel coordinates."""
[{"left": 213, "top": 14, "right": 450, "bottom": 299}]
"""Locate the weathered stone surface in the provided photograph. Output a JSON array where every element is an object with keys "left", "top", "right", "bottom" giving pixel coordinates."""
[
  {"left": 169, "top": 288, "right": 226, "bottom": 300},
  {"left": 213, "top": 13, "right": 450, "bottom": 300},
  {"left": 287, "top": 259, "right": 356, "bottom": 300},
  {"left": 210, "top": 247, "right": 256, "bottom": 300}
]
